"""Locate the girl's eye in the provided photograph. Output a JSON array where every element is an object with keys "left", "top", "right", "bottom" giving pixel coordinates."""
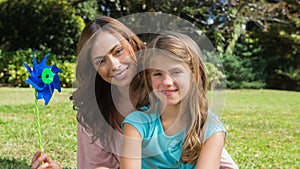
[
  {"left": 172, "top": 71, "right": 181, "bottom": 75},
  {"left": 152, "top": 72, "right": 162, "bottom": 76}
]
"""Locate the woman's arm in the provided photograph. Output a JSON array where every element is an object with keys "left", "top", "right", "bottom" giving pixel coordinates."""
[
  {"left": 196, "top": 132, "right": 225, "bottom": 169},
  {"left": 220, "top": 148, "right": 239, "bottom": 169},
  {"left": 120, "top": 123, "right": 142, "bottom": 169}
]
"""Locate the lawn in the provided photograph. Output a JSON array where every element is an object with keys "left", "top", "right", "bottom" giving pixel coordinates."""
[{"left": 0, "top": 88, "right": 299, "bottom": 168}]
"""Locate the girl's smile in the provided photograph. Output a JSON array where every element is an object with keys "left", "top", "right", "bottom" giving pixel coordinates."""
[
  {"left": 160, "top": 89, "right": 178, "bottom": 96},
  {"left": 148, "top": 54, "right": 192, "bottom": 106}
]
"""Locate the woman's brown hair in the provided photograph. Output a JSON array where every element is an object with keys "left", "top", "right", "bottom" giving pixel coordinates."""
[{"left": 73, "top": 16, "right": 146, "bottom": 148}]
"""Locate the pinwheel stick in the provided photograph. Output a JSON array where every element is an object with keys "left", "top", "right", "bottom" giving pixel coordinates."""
[
  {"left": 34, "top": 89, "right": 43, "bottom": 151},
  {"left": 23, "top": 52, "right": 62, "bottom": 151}
]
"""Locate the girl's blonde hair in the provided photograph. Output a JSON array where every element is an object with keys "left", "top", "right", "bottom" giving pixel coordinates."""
[{"left": 142, "top": 31, "right": 208, "bottom": 164}]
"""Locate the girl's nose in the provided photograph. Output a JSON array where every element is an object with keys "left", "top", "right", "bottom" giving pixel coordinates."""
[{"left": 162, "top": 74, "right": 173, "bottom": 86}]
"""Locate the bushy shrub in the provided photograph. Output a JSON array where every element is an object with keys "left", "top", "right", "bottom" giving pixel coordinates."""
[
  {"left": 205, "top": 62, "right": 225, "bottom": 89},
  {"left": 0, "top": 49, "right": 76, "bottom": 87},
  {"left": 55, "top": 62, "right": 76, "bottom": 88},
  {"left": 73, "top": 0, "right": 99, "bottom": 23}
]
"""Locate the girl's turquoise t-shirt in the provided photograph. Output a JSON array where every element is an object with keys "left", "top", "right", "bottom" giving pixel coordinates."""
[{"left": 122, "top": 106, "right": 226, "bottom": 169}]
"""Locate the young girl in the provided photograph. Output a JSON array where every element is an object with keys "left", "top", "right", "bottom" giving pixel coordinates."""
[{"left": 120, "top": 32, "right": 237, "bottom": 169}]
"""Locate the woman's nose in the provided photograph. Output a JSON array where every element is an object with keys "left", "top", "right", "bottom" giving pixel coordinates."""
[{"left": 108, "top": 55, "right": 121, "bottom": 71}]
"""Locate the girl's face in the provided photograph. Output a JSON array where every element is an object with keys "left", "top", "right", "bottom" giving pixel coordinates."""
[
  {"left": 148, "top": 55, "right": 192, "bottom": 106},
  {"left": 90, "top": 31, "right": 137, "bottom": 87}
]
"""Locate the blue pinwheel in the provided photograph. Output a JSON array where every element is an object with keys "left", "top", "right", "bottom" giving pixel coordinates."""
[
  {"left": 23, "top": 52, "right": 62, "bottom": 151},
  {"left": 24, "top": 52, "right": 62, "bottom": 105}
]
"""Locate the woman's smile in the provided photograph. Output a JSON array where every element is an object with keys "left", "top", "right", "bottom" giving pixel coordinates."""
[
  {"left": 112, "top": 66, "right": 129, "bottom": 80},
  {"left": 91, "top": 31, "right": 137, "bottom": 86}
]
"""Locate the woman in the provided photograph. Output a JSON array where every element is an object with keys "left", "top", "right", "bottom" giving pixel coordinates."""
[
  {"left": 32, "top": 16, "right": 237, "bottom": 169},
  {"left": 32, "top": 16, "right": 146, "bottom": 169}
]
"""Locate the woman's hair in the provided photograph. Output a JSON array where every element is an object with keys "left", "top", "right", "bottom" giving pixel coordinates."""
[
  {"left": 142, "top": 31, "right": 208, "bottom": 164},
  {"left": 72, "top": 16, "right": 146, "bottom": 147}
]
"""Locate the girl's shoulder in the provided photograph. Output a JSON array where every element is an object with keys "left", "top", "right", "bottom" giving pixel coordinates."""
[
  {"left": 122, "top": 105, "right": 159, "bottom": 139},
  {"left": 125, "top": 105, "right": 157, "bottom": 124},
  {"left": 205, "top": 109, "right": 227, "bottom": 140}
]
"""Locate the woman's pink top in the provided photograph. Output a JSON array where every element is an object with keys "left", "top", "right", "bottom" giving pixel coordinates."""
[{"left": 77, "top": 123, "right": 121, "bottom": 169}]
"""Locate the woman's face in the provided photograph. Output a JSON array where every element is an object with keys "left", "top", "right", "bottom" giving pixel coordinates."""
[
  {"left": 148, "top": 55, "right": 192, "bottom": 106},
  {"left": 90, "top": 31, "right": 137, "bottom": 87}
]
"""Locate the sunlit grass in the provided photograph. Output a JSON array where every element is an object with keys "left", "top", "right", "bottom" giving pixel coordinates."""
[
  {"left": 0, "top": 87, "right": 77, "bottom": 168},
  {"left": 222, "top": 89, "right": 300, "bottom": 168},
  {"left": 0, "top": 88, "right": 299, "bottom": 168}
]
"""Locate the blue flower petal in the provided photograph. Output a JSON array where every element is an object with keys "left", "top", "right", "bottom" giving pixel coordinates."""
[
  {"left": 24, "top": 52, "right": 62, "bottom": 105},
  {"left": 40, "top": 53, "right": 50, "bottom": 68},
  {"left": 26, "top": 78, "right": 44, "bottom": 91},
  {"left": 53, "top": 75, "right": 61, "bottom": 92},
  {"left": 23, "top": 63, "right": 32, "bottom": 73},
  {"left": 43, "top": 85, "right": 54, "bottom": 105},
  {"left": 51, "top": 65, "right": 62, "bottom": 74}
]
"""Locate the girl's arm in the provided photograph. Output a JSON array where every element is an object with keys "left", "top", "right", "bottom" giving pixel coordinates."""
[
  {"left": 196, "top": 132, "right": 225, "bottom": 169},
  {"left": 120, "top": 123, "right": 142, "bottom": 169}
]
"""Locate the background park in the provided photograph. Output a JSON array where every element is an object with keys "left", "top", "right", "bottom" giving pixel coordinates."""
[{"left": 0, "top": 0, "right": 299, "bottom": 168}]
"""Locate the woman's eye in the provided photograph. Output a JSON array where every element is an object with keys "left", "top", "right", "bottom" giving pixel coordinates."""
[
  {"left": 114, "top": 47, "right": 123, "bottom": 55},
  {"left": 96, "top": 58, "right": 105, "bottom": 65}
]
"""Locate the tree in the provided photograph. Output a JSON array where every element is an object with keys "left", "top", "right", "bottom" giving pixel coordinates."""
[
  {"left": 0, "top": 0, "right": 84, "bottom": 61},
  {"left": 240, "top": 0, "right": 300, "bottom": 90}
]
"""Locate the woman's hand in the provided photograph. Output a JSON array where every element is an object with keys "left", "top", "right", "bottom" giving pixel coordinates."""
[{"left": 31, "top": 150, "right": 61, "bottom": 169}]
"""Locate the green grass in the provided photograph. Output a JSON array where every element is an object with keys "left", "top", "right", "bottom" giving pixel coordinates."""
[
  {"left": 222, "top": 89, "right": 300, "bottom": 168},
  {"left": 0, "top": 88, "right": 299, "bottom": 168},
  {"left": 0, "top": 87, "right": 77, "bottom": 169}
]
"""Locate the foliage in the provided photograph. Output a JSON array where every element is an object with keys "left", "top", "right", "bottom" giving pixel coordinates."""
[
  {"left": 94, "top": 0, "right": 299, "bottom": 90},
  {"left": 0, "top": 0, "right": 84, "bottom": 61},
  {"left": 239, "top": 0, "right": 300, "bottom": 91},
  {"left": 56, "top": 62, "right": 76, "bottom": 88},
  {"left": 0, "top": 0, "right": 299, "bottom": 90},
  {"left": 0, "top": 49, "right": 76, "bottom": 87},
  {"left": 0, "top": 88, "right": 299, "bottom": 168},
  {"left": 71, "top": 0, "right": 100, "bottom": 23},
  {"left": 254, "top": 17, "right": 300, "bottom": 90},
  {"left": 221, "top": 34, "right": 266, "bottom": 89},
  {"left": 97, "top": 0, "right": 238, "bottom": 45},
  {"left": 205, "top": 62, "right": 225, "bottom": 89}
]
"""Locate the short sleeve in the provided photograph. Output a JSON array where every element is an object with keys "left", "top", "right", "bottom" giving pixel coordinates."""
[
  {"left": 204, "top": 110, "right": 227, "bottom": 140},
  {"left": 122, "top": 111, "right": 155, "bottom": 139}
]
